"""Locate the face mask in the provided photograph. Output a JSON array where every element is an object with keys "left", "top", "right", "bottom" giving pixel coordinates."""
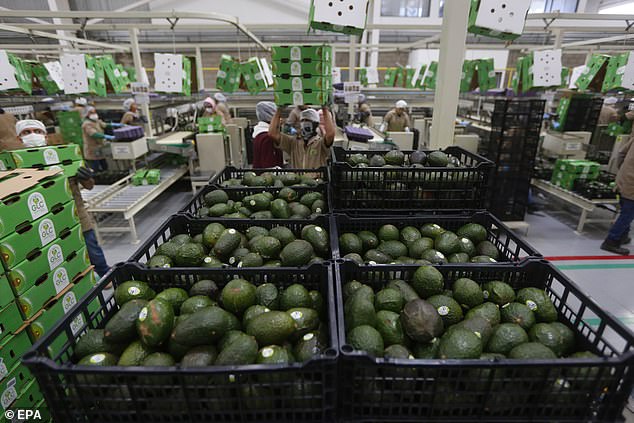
[
  {"left": 301, "top": 122, "right": 316, "bottom": 140},
  {"left": 21, "top": 133, "right": 46, "bottom": 148},
  {"left": 205, "top": 107, "right": 214, "bottom": 113},
  {"left": 89, "top": 113, "right": 99, "bottom": 121}
]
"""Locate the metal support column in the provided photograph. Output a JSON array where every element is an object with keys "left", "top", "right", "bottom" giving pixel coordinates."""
[
  {"left": 195, "top": 47, "right": 205, "bottom": 91},
  {"left": 359, "top": 30, "right": 367, "bottom": 69},
  {"left": 129, "top": 28, "right": 154, "bottom": 137},
  {"left": 348, "top": 36, "right": 357, "bottom": 117},
  {"left": 430, "top": 0, "right": 470, "bottom": 149}
]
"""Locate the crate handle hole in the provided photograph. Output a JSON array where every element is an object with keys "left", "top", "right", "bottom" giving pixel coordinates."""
[
  {"left": 341, "top": 344, "right": 354, "bottom": 353},
  {"left": 324, "top": 348, "right": 338, "bottom": 357}
]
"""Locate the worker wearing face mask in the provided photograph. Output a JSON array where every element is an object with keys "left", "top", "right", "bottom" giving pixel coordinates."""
[
  {"left": 269, "top": 106, "right": 335, "bottom": 168},
  {"left": 201, "top": 97, "right": 227, "bottom": 125},
  {"left": 380, "top": 100, "right": 411, "bottom": 133},
  {"left": 120, "top": 98, "right": 145, "bottom": 125},
  {"left": 214, "top": 92, "right": 232, "bottom": 123},
  {"left": 81, "top": 106, "right": 117, "bottom": 172},
  {"left": 14, "top": 119, "right": 110, "bottom": 277}
]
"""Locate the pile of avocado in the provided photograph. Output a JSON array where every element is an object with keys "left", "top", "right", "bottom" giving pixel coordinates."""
[
  {"left": 219, "top": 171, "right": 324, "bottom": 188},
  {"left": 147, "top": 222, "right": 329, "bottom": 268},
  {"left": 197, "top": 189, "right": 326, "bottom": 219},
  {"left": 339, "top": 222, "right": 500, "bottom": 265},
  {"left": 74, "top": 278, "right": 329, "bottom": 367},
  {"left": 346, "top": 150, "right": 461, "bottom": 168},
  {"left": 343, "top": 265, "right": 596, "bottom": 362}
]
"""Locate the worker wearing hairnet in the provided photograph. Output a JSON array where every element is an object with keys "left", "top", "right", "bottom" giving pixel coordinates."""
[
  {"left": 81, "top": 105, "right": 121, "bottom": 172},
  {"left": 599, "top": 97, "right": 620, "bottom": 125},
  {"left": 74, "top": 97, "right": 88, "bottom": 114},
  {"left": 201, "top": 96, "right": 228, "bottom": 125},
  {"left": 269, "top": 106, "right": 335, "bottom": 168},
  {"left": 357, "top": 94, "right": 373, "bottom": 126},
  {"left": 120, "top": 98, "right": 144, "bottom": 125},
  {"left": 380, "top": 100, "right": 411, "bottom": 132},
  {"left": 14, "top": 119, "right": 110, "bottom": 277},
  {"left": 214, "top": 92, "right": 232, "bottom": 123},
  {"left": 252, "top": 101, "right": 283, "bottom": 168}
]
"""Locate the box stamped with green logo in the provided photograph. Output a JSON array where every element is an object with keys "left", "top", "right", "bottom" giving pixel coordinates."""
[
  {"left": 0, "top": 275, "right": 11, "bottom": 309},
  {"left": 0, "top": 144, "right": 82, "bottom": 170},
  {"left": 0, "top": 363, "right": 32, "bottom": 411},
  {"left": 0, "top": 331, "right": 31, "bottom": 382},
  {"left": 0, "top": 302, "right": 22, "bottom": 343}
]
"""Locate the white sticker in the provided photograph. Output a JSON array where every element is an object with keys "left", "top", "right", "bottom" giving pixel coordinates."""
[
  {"left": 128, "top": 286, "right": 141, "bottom": 296},
  {"left": 474, "top": 331, "right": 481, "bottom": 339},
  {"left": 90, "top": 353, "right": 105, "bottom": 364},
  {"left": 228, "top": 229, "right": 236, "bottom": 234},
  {"left": 86, "top": 69, "right": 95, "bottom": 79},
  {"left": 53, "top": 267, "right": 70, "bottom": 294},
  {"left": 290, "top": 62, "right": 302, "bottom": 76},
  {"left": 0, "top": 360, "right": 7, "bottom": 379},
  {"left": 217, "top": 70, "right": 227, "bottom": 79},
  {"left": 315, "top": 208, "right": 322, "bottom": 214},
  {"left": 46, "top": 243, "right": 64, "bottom": 270},
  {"left": 290, "top": 46, "right": 301, "bottom": 61},
  {"left": 28, "top": 192, "right": 49, "bottom": 220},
  {"left": 43, "top": 148, "right": 60, "bottom": 165},
  {"left": 437, "top": 306, "right": 449, "bottom": 316},
  {"left": 0, "top": 162, "right": 6, "bottom": 171},
  {"left": 261, "top": 347, "right": 275, "bottom": 358},
  {"left": 39, "top": 218, "right": 56, "bottom": 247},
  {"left": 228, "top": 374, "right": 236, "bottom": 383},
  {"left": 303, "top": 333, "right": 315, "bottom": 341},
  {"left": 250, "top": 200, "right": 256, "bottom": 206},
  {"left": 114, "top": 68, "right": 121, "bottom": 77},
  {"left": 526, "top": 300, "right": 538, "bottom": 311},
  {"left": 138, "top": 307, "right": 148, "bottom": 321},
  {"left": 70, "top": 314, "right": 85, "bottom": 336},
  {"left": 292, "top": 77, "right": 303, "bottom": 91},
  {"left": 290, "top": 310, "right": 303, "bottom": 320},
  {"left": 315, "top": 227, "right": 323, "bottom": 233},
  {"left": 228, "top": 257, "right": 236, "bottom": 265},
  {"left": 1, "top": 383, "right": 17, "bottom": 411},
  {"left": 483, "top": 290, "right": 489, "bottom": 299}
]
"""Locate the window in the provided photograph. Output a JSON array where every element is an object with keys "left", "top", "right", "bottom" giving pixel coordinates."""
[
  {"left": 529, "top": 0, "right": 578, "bottom": 12},
  {"left": 599, "top": 1, "right": 634, "bottom": 14},
  {"left": 381, "top": 0, "right": 431, "bottom": 17}
]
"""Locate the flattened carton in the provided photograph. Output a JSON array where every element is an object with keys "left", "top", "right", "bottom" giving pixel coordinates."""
[
  {"left": 0, "top": 331, "right": 31, "bottom": 381},
  {"left": 423, "top": 61, "right": 438, "bottom": 90},
  {"left": 216, "top": 54, "right": 241, "bottom": 93},
  {"left": 575, "top": 54, "right": 611, "bottom": 91},
  {"left": 0, "top": 144, "right": 82, "bottom": 170},
  {"left": 0, "top": 301, "right": 22, "bottom": 344},
  {"left": 272, "top": 60, "right": 331, "bottom": 77},
  {"left": 0, "top": 363, "right": 32, "bottom": 411},
  {"left": 274, "top": 90, "right": 329, "bottom": 106},
  {"left": 0, "top": 275, "right": 11, "bottom": 309},
  {"left": 273, "top": 75, "right": 331, "bottom": 92},
  {"left": 271, "top": 45, "right": 332, "bottom": 63},
  {"left": 0, "top": 169, "right": 72, "bottom": 239},
  {"left": 3, "top": 380, "right": 43, "bottom": 418}
]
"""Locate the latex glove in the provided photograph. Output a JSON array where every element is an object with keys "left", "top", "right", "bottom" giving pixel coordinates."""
[
  {"left": 379, "top": 123, "right": 386, "bottom": 133},
  {"left": 77, "top": 166, "right": 95, "bottom": 181},
  {"left": 110, "top": 123, "right": 124, "bottom": 128},
  {"left": 404, "top": 127, "right": 410, "bottom": 133},
  {"left": 104, "top": 135, "right": 115, "bottom": 141}
]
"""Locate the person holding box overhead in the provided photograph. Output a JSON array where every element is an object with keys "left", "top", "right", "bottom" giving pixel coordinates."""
[
  {"left": 81, "top": 105, "right": 122, "bottom": 172},
  {"left": 269, "top": 105, "right": 335, "bottom": 169},
  {"left": 381, "top": 100, "right": 411, "bottom": 133}
]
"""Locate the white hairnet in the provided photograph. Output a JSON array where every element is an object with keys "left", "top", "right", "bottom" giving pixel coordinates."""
[
  {"left": 203, "top": 97, "right": 215, "bottom": 107},
  {"left": 82, "top": 105, "right": 96, "bottom": 119},
  {"left": 604, "top": 97, "right": 618, "bottom": 105},
  {"left": 300, "top": 108, "right": 320, "bottom": 123},
  {"left": 396, "top": 100, "right": 407, "bottom": 109},
  {"left": 16, "top": 119, "right": 46, "bottom": 135},
  {"left": 123, "top": 98, "right": 135, "bottom": 111},
  {"left": 256, "top": 101, "right": 277, "bottom": 123},
  {"left": 74, "top": 97, "right": 87, "bottom": 106},
  {"left": 214, "top": 93, "right": 227, "bottom": 103}
]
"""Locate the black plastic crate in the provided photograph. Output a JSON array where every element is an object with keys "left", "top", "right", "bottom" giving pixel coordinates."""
[
  {"left": 335, "top": 260, "right": 634, "bottom": 422},
  {"left": 23, "top": 263, "right": 338, "bottom": 423},
  {"left": 180, "top": 184, "right": 329, "bottom": 217},
  {"left": 129, "top": 214, "right": 332, "bottom": 267},
  {"left": 209, "top": 166, "right": 329, "bottom": 186},
  {"left": 330, "top": 212, "right": 540, "bottom": 263},
  {"left": 329, "top": 146, "right": 494, "bottom": 213}
]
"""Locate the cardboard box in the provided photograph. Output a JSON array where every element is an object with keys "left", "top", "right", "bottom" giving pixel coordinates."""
[
  {"left": 0, "top": 331, "right": 31, "bottom": 381},
  {"left": 271, "top": 45, "right": 332, "bottom": 63},
  {"left": 145, "top": 169, "right": 161, "bottom": 185},
  {"left": 476, "top": 58, "right": 496, "bottom": 92},
  {"left": 216, "top": 55, "right": 242, "bottom": 93},
  {"left": 241, "top": 58, "right": 268, "bottom": 95},
  {"left": 383, "top": 68, "right": 398, "bottom": 87},
  {"left": 29, "top": 62, "right": 62, "bottom": 95},
  {"left": 110, "top": 137, "right": 148, "bottom": 160},
  {"left": 0, "top": 276, "right": 11, "bottom": 310},
  {"left": 182, "top": 56, "right": 192, "bottom": 97},
  {"left": 272, "top": 60, "right": 331, "bottom": 77},
  {"left": 197, "top": 116, "right": 225, "bottom": 133},
  {"left": 6, "top": 53, "right": 32, "bottom": 95},
  {"left": 0, "top": 144, "right": 82, "bottom": 171},
  {"left": 273, "top": 75, "right": 331, "bottom": 92},
  {"left": 308, "top": 0, "right": 368, "bottom": 36},
  {"left": 0, "top": 302, "right": 22, "bottom": 343},
  {"left": 44, "top": 160, "right": 83, "bottom": 177},
  {"left": 460, "top": 60, "right": 478, "bottom": 93},
  {"left": 423, "top": 62, "right": 438, "bottom": 90},
  {"left": 6, "top": 224, "right": 85, "bottom": 296},
  {"left": 16, "top": 247, "right": 90, "bottom": 320},
  {"left": 1, "top": 380, "right": 43, "bottom": 419},
  {"left": 467, "top": 0, "right": 529, "bottom": 41},
  {"left": 0, "top": 363, "right": 32, "bottom": 411},
  {"left": 97, "top": 55, "right": 125, "bottom": 93},
  {"left": 602, "top": 52, "right": 634, "bottom": 92},
  {"left": 0, "top": 200, "right": 78, "bottom": 271},
  {"left": 575, "top": 54, "right": 611, "bottom": 91},
  {"left": 0, "top": 169, "right": 72, "bottom": 239},
  {"left": 85, "top": 54, "right": 107, "bottom": 97},
  {"left": 274, "top": 90, "right": 329, "bottom": 106},
  {"left": 29, "top": 270, "right": 96, "bottom": 343}
]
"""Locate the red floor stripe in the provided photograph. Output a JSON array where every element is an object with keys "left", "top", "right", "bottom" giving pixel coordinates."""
[{"left": 545, "top": 255, "right": 634, "bottom": 261}]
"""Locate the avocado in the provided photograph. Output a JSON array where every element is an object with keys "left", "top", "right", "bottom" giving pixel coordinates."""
[
  {"left": 289, "top": 203, "right": 312, "bottom": 218},
  {"left": 364, "top": 249, "right": 391, "bottom": 264},
  {"left": 156, "top": 242, "right": 180, "bottom": 260},
  {"left": 155, "top": 288, "right": 189, "bottom": 314},
  {"left": 411, "top": 265, "right": 445, "bottom": 299},
  {"left": 245, "top": 226, "right": 269, "bottom": 240},
  {"left": 280, "top": 240, "right": 314, "bottom": 266},
  {"left": 142, "top": 352, "right": 175, "bottom": 366},
  {"left": 384, "top": 150, "right": 405, "bottom": 166},
  {"left": 136, "top": 299, "right": 174, "bottom": 347},
  {"left": 470, "top": 255, "right": 497, "bottom": 263},
  {"left": 508, "top": 342, "right": 556, "bottom": 359},
  {"left": 420, "top": 249, "right": 447, "bottom": 264},
  {"left": 427, "top": 151, "right": 449, "bottom": 167},
  {"left": 516, "top": 287, "right": 558, "bottom": 323},
  {"left": 239, "top": 253, "right": 263, "bottom": 267},
  {"left": 78, "top": 352, "right": 119, "bottom": 367},
  {"left": 438, "top": 327, "right": 482, "bottom": 359},
  {"left": 345, "top": 293, "right": 377, "bottom": 331},
  {"left": 549, "top": 322, "right": 575, "bottom": 356},
  {"left": 202, "top": 223, "right": 226, "bottom": 248},
  {"left": 452, "top": 278, "right": 484, "bottom": 309},
  {"left": 475, "top": 240, "right": 500, "bottom": 261},
  {"left": 279, "top": 173, "right": 301, "bottom": 186},
  {"left": 208, "top": 203, "right": 231, "bottom": 217},
  {"left": 228, "top": 247, "right": 251, "bottom": 265},
  {"left": 456, "top": 237, "right": 476, "bottom": 257},
  {"left": 357, "top": 230, "right": 379, "bottom": 251},
  {"left": 420, "top": 223, "right": 445, "bottom": 239},
  {"left": 268, "top": 226, "right": 296, "bottom": 246},
  {"left": 270, "top": 199, "right": 291, "bottom": 218},
  {"left": 181, "top": 345, "right": 218, "bottom": 367},
  {"left": 407, "top": 237, "right": 434, "bottom": 258},
  {"left": 309, "top": 290, "right": 326, "bottom": 319},
  {"left": 245, "top": 193, "right": 271, "bottom": 211},
  {"left": 114, "top": 281, "right": 155, "bottom": 306},
  {"left": 118, "top": 340, "right": 154, "bottom": 366},
  {"left": 173, "top": 243, "right": 205, "bottom": 267},
  {"left": 387, "top": 279, "right": 420, "bottom": 303},
  {"left": 456, "top": 223, "right": 487, "bottom": 244},
  {"left": 399, "top": 226, "right": 422, "bottom": 246},
  {"left": 348, "top": 284, "right": 375, "bottom": 303},
  {"left": 74, "top": 329, "right": 125, "bottom": 359},
  {"left": 377, "top": 240, "right": 408, "bottom": 259},
  {"left": 280, "top": 284, "right": 312, "bottom": 310},
  {"left": 375, "top": 310, "right": 407, "bottom": 346},
  {"left": 255, "top": 283, "right": 280, "bottom": 310},
  {"left": 369, "top": 154, "right": 386, "bottom": 167},
  {"left": 302, "top": 225, "right": 329, "bottom": 257},
  {"left": 528, "top": 323, "right": 570, "bottom": 357},
  {"left": 374, "top": 288, "right": 404, "bottom": 313},
  {"left": 172, "top": 306, "right": 232, "bottom": 346},
  {"left": 294, "top": 332, "right": 325, "bottom": 362},
  {"left": 246, "top": 310, "right": 296, "bottom": 345},
  {"left": 400, "top": 299, "right": 444, "bottom": 343},
  {"left": 482, "top": 281, "right": 515, "bottom": 305},
  {"left": 104, "top": 299, "right": 148, "bottom": 343},
  {"left": 409, "top": 150, "right": 427, "bottom": 165},
  {"left": 448, "top": 253, "right": 470, "bottom": 263},
  {"left": 311, "top": 199, "right": 326, "bottom": 214},
  {"left": 465, "top": 302, "right": 501, "bottom": 326},
  {"left": 148, "top": 255, "right": 173, "bottom": 268},
  {"left": 434, "top": 231, "right": 461, "bottom": 256},
  {"left": 343, "top": 253, "right": 364, "bottom": 264},
  {"left": 500, "top": 302, "right": 536, "bottom": 331},
  {"left": 448, "top": 316, "right": 493, "bottom": 345},
  {"left": 300, "top": 192, "right": 322, "bottom": 208},
  {"left": 348, "top": 325, "right": 384, "bottom": 357},
  {"left": 220, "top": 279, "right": 257, "bottom": 314},
  {"left": 412, "top": 339, "right": 440, "bottom": 359},
  {"left": 486, "top": 323, "right": 528, "bottom": 355},
  {"left": 251, "top": 236, "right": 282, "bottom": 260},
  {"left": 213, "top": 229, "right": 242, "bottom": 258},
  {"left": 202, "top": 256, "right": 224, "bottom": 268},
  {"left": 257, "top": 345, "right": 294, "bottom": 364},
  {"left": 384, "top": 344, "right": 413, "bottom": 359},
  {"left": 181, "top": 296, "right": 215, "bottom": 315},
  {"left": 243, "top": 305, "right": 272, "bottom": 328},
  {"left": 197, "top": 207, "right": 210, "bottom": 217},
  {"left": 339, "top": 233, "right": 363, "bottom": 255},
  {"left": 171, "top": 234, "right": 193, "bottom": 245},
  {"left": 250, "top": 210, "right": 274, "bottom": 219},
  {"left": 426, "top": 294, "right": 464, "bottom": 327},
  {"left": 216, "top": 332, "right": 259, "bottom": 365},
  {"left": 287, "top": 307, "right": 320, "bottom": 338},
  {"left": 278, "top": 187, "right": 298, "bottom": 202},
  {"left": 378, "top": 224, "right": 400, "bottom": 242},
  {"left": 204, "top": 189, "right": 229, "bottom": 206}
]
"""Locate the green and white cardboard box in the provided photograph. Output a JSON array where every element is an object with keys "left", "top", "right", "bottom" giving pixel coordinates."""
[
  {"left": 85, "top": 54, "right": 107, "bottom": 97},
  {"left": 308, "top": 0, "right": 368, "bottom": 36},
  {"left": 16, "top": 246, "right": 90, "bottom": 320},
  {"left": 60, "top": 53, "right": 104, "bottom": 96},
  {"left": 0, "top": 50, "right": 31, "bottom": 94},
  {"left": 272, "top": 60, "right": 332, "bottom": 77},
  {"left": 29, "top": 61, "right": 62, "bottom": 95},
  {"left": 0, "top": 302, "right": 22, "bottom": 343},
  {"left": 575, "top": 54, "right": 611, "bottom": 91},
  {"left": 7, "top": 53, "right": 32, "bottom": 94},
  {"left": 0, "top": 169, "right": 73, "bottom": 240},
  {"left": 271, "top": 45, "right": 332, "bottom": 63},
  {"left": 274, "top": 90, "right": 329, "bottom": 106},
  {"left": 0, "top": 380, "right": 44, "bottom": 423},
  {"left": 153, "top": 53, "right": 191, "bottom": 96},
  {"left": 97, "top": 55, "right": 126, "bottom": 93},
  {"left": 521, "top": 49, "right": 563, "bottom": 90},
  {"left": 468, "top": 0, "right": 529, "bottom": 41},
  {"left": 0, "top": 363, "right": 32, "bottom": 412},
  {"left": 0, "top": 144, "right": 82, "bottom": 170},
  {"left": 460, "top": 60, "right": 478, "bottom": 93},
  {"left": 383, "top": 68, "right": 399, "bottom": 87},
  {"left": 476, "top": 58, "right": 496, "bottom": 92},
  {"left": 216, "top": 54, "right": 242, "bottom": 93},
  {"left": 0, "top": 275, "right": 11, "bottom": 309},
  {"left": 0, "top": 330, "right": 31, "bottom": 382},
  {"left": 274, "top": 75, "right": 331, "bottom": 92},
  {"left": 241, "top": 57, "right": 269, "bottom": 95},
  {"left": 602, "top": 52, "right": 634, "bottom": 92},
  {"left": 423, "top": 61, "right": 438, "bottom": 90}
]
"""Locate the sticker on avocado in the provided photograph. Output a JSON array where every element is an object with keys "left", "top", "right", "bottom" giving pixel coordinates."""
[
  {"left": 525, "top": 300, "right": 538, "bottom": 311},
  {"left": 261, "top": 347, "right": 274, "bottom": 358},
  {"left": 1, "top": 380, "right": 17, "bottom": 411},
  {"left": 290, "top": 311, "right": 303, "bottom": 320},
  {"left": 315, "top": 227, "right": 323, "bottom": 233},
  {"left": 39, "top": 218, "right": 56, "bottom": 247},
  {"left": 90, "top": 353, "right": 106, "bottom": 364},
  {"left": 128, "top": 287, "right": 140, "bottom": 296},
  {"left": 53, "top": 267, "right": 70, "bottom": 294},
  {"left": 482, "top": 290, "right": 489, "bottom": 299},
  {"left": 437, "top": 306, "right": 449, "bottom": 316},
  {"left": 303, "top": 333, "right": 314, "bottom": 341},
  {"left": 43, "top": 148, "right": 60, "bottom": 165},
  {"left": 138, "top": 307, "right": 148, "bottom": 322},
  {"left": 28, "top": 192, "right": 49, "bottom": 220},
  {"left": 47, "top": 244, "right": 64, "bottom": 270},
  {"left": 0, "top": 359, "right": 7, "bottom": 380}
]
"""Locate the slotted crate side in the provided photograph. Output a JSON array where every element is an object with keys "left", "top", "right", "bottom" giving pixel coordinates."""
[
  {"left": 329, "top": 212, "right": 540, "bottom": 263},
  {"left": 335, "top": 261, "right": 634, "bottom": 422},
  {"left": 24, "top": 263, "right": 338, "bottom": 423},
  {"left": 209, "top": 166, "right": 329, "bottom": 185},
  {"left": 129, "top": 214, "right": 332, "bottom": 265},
  {"left": 180, "top": 184, "right": 329, "bottom": 217}
]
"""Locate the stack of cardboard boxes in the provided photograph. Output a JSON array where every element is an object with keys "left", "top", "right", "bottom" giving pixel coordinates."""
[
  {"left": 57, "top": 111, "right": 84, "bottom": 146},
  {"left": 272, "top": 45, "right": 332, "bottom": 106},
  {"left": 240, "top": 57, "right": 271, "bottom": 95},
  {"left": 197, "top": 115, "right": 225, "bottom": 134},
  {"left": 0, "top": 144, "right": 84, "bottom": 177},
  {"left": 550, "top": 159, "right": 601, "bottom": 190},
  {"left": 0, "top": 168, "right": 97, "bottom": 422}
]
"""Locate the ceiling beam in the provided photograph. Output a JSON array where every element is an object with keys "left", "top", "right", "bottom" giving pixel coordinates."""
[
  {"left": 0, "top": 23, "right": 131, "bottom": 51},
  {"left": 86, "top": 0, "right": 154, "bottom": 25},
  {"left": 0, "top": 6, "right": 50, "bottom": 25}
]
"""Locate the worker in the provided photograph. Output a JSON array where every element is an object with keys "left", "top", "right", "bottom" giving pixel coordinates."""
[
  {"left": 14, "top": 119, "right": 110, "bottom": 277},
  {"left": 318, "top": 107, "right": 337, "bottom": 135},
  {"left": 601, "top": 131, "right": 634, "bottom": 255},
  {"left": 286, "top": 104, "right": 309, "bottom": 132},
  {"left": 380, "top": 100, "right": 411, "bottom": 132},
  {"left": 358, "top": 95, "right": 373, "bottom": 126},
  {"left": 0, "top": 108, "right": 22, "bottom": 152},
  {"left": 269, "top": 106, "right": 335, "bottom": 168},
  {"left": 252, "top": 101, "right": 283, "bottom": 168},
  {"left": 81, "top": 105, "right": 116, "bottom": 172},
  {"left": 599, "top": 97, "right": 620, "bottom": 125},
  {"left": 74, "top": 97, "right": 88, "bottom": 114},
  {"left": 214, "top": 92, "right": 232, "bottom": 123},
  {"left": 201, "top": 97, "right": 228, "bottom": 125},
  {"left": 120, "top": 98, "right": 144, "bottom": 125}
]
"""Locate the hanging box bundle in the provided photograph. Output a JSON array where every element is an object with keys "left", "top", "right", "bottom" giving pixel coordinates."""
[
  {"left": 308, "top": 0, "right": 369, "bottom": 36},
  {"left": 0, "top": 51, "right": 32, "bottom": 94},
  {"left": 602, "top": 51, "right": 634, "bottom": 92},
  {"left": 467, "top": 0, "right": 530, "bottom": 40},
  {"left": 476, "top": 58, "right": 496, "bottom": 92},
  {"left": 574, "top": 54, "right": 611, "bottom": 91},
  {"left": 216, "top": 54, "right": 241, "bottom": 93},
  {"left": 240, "top": 57, "right": 268, "bottom": 95},
  {"left": 423, "top": 61, "right": 438, "bottom": 90},
  {"left": 29, "top": 62, "right": 62, "bottom": 95},
  {"left": 97, "top": 55, "right": 127, "bottom": 93}
]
